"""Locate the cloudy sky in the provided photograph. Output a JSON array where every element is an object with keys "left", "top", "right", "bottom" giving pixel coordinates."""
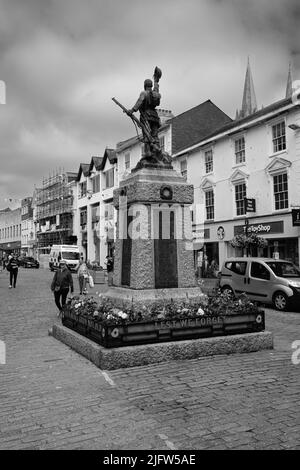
[{"left": 0, "top": 0, "right": 299, "bottom": 209}]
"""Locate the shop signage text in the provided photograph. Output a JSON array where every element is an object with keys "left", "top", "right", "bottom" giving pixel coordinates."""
[
  {"left": 234, "top": 220, "right": 284, "bottom": 236},
  {"left": 193, "top": 228, "right": 210, "bottom": 240}
]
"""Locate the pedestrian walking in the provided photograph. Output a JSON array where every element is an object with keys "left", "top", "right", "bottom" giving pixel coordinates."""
[
  {"left": 51, "top": 261, "right": 74, "bottom": 316},
  {"left": 2, "top": 255, "right": 9, "bottom": 271},
  {"left": 6, "top": 254, "right": 19, "bottom": 288},
  {"left": 76, "top": 258, "right": 90, "bottom": 295},
  {"left": 105, "top": 255, "right": 114, "bottom": 286}
]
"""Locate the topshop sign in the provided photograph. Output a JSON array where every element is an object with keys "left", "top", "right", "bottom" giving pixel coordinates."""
[{"left": 234, "top": 220, "right": 284, "bottom": 236}]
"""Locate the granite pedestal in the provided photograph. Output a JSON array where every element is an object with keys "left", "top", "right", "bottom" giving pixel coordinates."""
[{"left": 104, "top": 165, "right": 201, "bottom": 308}]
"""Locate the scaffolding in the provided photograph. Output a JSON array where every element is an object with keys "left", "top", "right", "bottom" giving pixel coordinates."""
[
  {"left": 36, "top": 171, "right": 74, "bottom": 220},
  {"left": 36, "top": 170, "right": 76, "bottom": 247}
]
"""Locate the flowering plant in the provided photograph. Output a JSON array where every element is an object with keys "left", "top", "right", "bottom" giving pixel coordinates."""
[
  {"left": 230, "top": 233, "right": 268, "bottom": 255},
  {"left": 64, "top": 290, "right": 260, "bottom": 326}
]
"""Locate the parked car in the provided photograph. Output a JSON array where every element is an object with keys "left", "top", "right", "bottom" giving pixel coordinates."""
[
  {"left": 219, "top": 257, "right": 300, "bottom": 311},
  {"left": 18, "top": 256, "right": 40, "bottom": 269}
]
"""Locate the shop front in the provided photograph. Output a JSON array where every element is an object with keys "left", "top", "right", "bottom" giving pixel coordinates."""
[
  {"left": 193, "top": 228, "right": 220, "bottom": 278},
  {"left": 0, "top": 241, "right": 21, "bottom": 257},
  {"left": 232, "top": 216, "right": 300, "bottom": 268},
  {"left": 194, "top": 213, "right": 300, "bottom": 274},
  {"left": 261, "top": 238, "right": 299, "bottom": 265}
]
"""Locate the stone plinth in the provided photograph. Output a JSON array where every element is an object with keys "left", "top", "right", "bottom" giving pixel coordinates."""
[
  {"left": 113, "top": 167, "right": 194, "bottom": 207},
  {"left": 107, "top": 166, "right": 199, "bottom": 306},
  {"left": 51, "top": 325, "right": 274, "bottom": 370}
]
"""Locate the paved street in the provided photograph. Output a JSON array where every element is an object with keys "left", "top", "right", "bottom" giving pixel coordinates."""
[{"left": 0, "top": 267, "right": 299, "bottom": 450}]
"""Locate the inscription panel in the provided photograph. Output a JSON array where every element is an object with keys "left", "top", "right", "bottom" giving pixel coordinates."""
[
  {"left": 121, "top": 211, "right": 132, "bottom": 286},
  {"left": 154, "top": 211, "right": 178, "bottom": 288}
]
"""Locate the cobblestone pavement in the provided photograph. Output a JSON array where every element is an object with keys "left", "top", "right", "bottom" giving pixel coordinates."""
[{"left": 0, "top": 268, "right": 299, "bottom": 450}]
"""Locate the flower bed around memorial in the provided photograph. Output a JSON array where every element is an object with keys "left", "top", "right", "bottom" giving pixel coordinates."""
[{"left": 61, "top": 291, "right": 265, "bottom": 348}]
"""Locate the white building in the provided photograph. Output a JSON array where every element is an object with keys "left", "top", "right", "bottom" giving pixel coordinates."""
[
  {"left": 74, "top": 150, "right": 118, "bottom": 267},
  {"left": 0, "top": 207, "right": 22, "bottom": 257},
  {"left": 172, "top": 66, "right": 300, "bottom": 273},
  {"left": 21, "top": 196, "right": 35, "bottom": 257}
]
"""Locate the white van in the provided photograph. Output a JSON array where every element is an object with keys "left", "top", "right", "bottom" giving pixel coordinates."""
[
  {"left": 49, "top": 245, "right": 80, "bottom": 272},
  {"left": 219, "top": 257, "right": 300, "bottom": 311}
]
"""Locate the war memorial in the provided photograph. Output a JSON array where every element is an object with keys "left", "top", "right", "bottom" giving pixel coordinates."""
[{"left": 51, "top": 67, "right": 273, "bottom": 369}]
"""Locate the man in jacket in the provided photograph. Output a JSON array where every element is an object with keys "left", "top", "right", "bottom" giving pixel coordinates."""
[
  {"left": 7, "top": 254, "right": 19, "bottom": 288},
  {"left": 51, "top": 261, "right": 74, "bottom": 316}
]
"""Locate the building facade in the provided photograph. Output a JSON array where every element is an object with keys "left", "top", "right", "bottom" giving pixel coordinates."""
[
  {"left": 35, "top": 171, "right": 77, "bottom": 254},
  {"left": 21, "top": 196, "right": 35, "bottom": 257},
  {"left": 0, "top": 207, "right": 22, "bottom": 258},
  {"left": 74, "top": 150, "right": 117, "bottom": 266},
  {"left": 173, "top": 95, "right": 300, "bottom": 274}
]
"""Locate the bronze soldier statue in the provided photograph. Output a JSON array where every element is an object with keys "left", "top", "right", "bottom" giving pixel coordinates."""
[
  {"left": 127, "top": 67, "right": 162, "bottom": 158},
  {"left": 112, "top": 67, "right": 172, "bottom": 169}
]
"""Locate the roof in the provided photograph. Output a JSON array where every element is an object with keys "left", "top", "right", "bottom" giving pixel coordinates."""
[
  {"left": 75, "top": 150, "right": 117, "bottom": 181},
  {"left": 233, "top": 96, "right": 292, "bottom": 128},
  {"left": 174, "top": 96, "right": 294, "bottom": 156},
  {"left": 100, "top": 148, "right": 117, "bottom": 170},
  {"left": 171, "top": 100, "right": 233, "bottom": 154},
  {"left": 114, "top": 100, "right": 232, "bottom": 155},
  {"left": 105, "top": 148, "right": 117, "bottom": 164},
  {"left": 116, "top": 135, "right": 140, "bottom": 152},
  {"left": 76, "top": 163, "right": 90, "bottom": 181},
  {"left": 90, "top": 156, "right": 103, "bottom": 171}
]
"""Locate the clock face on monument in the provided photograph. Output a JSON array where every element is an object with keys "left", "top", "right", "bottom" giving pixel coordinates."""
[{"left": 160, "top": 185, "right": 173, "bottom": 200}]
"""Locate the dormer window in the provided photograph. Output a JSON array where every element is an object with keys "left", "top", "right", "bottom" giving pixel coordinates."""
[
  {"left": 125, "top": 153, "right": 130, "bottom": 170},
  {"left": 104, "top": 168, "right": 114, "bottom": 189},
  {"left": 159, "top": 136, "right": 165, "bottom": 151},
  {"left": 180, "top": 159, "right": 187, "bottom": 179},
  {"left": 92, "top": 174, "right": 100, "bottom": 193},
  {"left": 79, "top": 181, "right": 87, "bottom": 198}
]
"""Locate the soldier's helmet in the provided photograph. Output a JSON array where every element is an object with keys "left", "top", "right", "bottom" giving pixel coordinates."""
[{"left": 144, "top": 79, "right": 153, "bottom": 89}]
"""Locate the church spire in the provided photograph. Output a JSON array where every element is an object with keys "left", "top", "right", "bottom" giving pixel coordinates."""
[
  {"left": 285, "top": 62, "right": 293, "bottom": 98},
  {"left": 237, "top": 57, "right": 257, "bottom": 119}
]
